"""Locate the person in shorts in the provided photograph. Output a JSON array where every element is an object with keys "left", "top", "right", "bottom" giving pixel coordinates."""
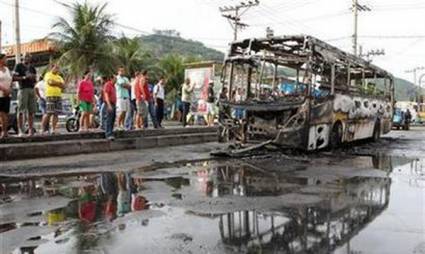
[
  {"left": 134, "top": 72, "right": 147, "bottom": 129},
  {"left": 115, "top": 67, "right": 131, "bottom": 130},
  {"left": 0, "top": 53, "right": 12, "bottom": 139},
  {"left": 42, "top": 64, "right": 65, "bottom": 135},
  {"left": 13, "top": 54, "right": 37, "bottom": 136},
  {"left": 77, "top": 70, "right": 95, "bottom": 132}
]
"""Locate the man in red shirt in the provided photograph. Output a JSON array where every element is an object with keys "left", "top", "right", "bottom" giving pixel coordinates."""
[
  {"left": 104, "top": 76, "right": 117, "bottom": 140},
  {"left": 134, "top": 73, "right": 147, "bottom": 129},
  {"left": 140, "top": 71, "right": 159, "bottom": 128}
]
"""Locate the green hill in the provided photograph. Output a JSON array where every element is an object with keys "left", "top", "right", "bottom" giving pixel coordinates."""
[
  {"left": 393, "top": 77, "right": 422, "bottom": 101},
  {"left": 139, "top": 31, "right": 225, "bottom": 61}
]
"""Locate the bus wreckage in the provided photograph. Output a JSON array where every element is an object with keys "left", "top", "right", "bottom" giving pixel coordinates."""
[{"left": 218, "top": 35, "right": 394, "bottom": 152}]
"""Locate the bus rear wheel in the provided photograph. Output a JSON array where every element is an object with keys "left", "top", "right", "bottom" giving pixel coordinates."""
[{"left": 329, "top": 122, "right": 343, "bottom": 148}]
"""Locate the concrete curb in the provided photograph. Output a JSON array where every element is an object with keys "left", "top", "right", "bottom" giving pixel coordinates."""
[
  {"left": 0, "top": 132, "right": 218, "bottom": 161},
  {"left": 0, "top": 127, "right": 217, "bottom": 144}
]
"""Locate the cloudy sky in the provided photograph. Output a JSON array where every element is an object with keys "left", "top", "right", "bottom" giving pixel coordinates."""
[{"left": 0, "top": 0, "right": 424, "bottom": 81}]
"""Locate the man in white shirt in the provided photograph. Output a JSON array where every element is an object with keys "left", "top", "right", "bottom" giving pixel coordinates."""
[
  {"left": 153, "top": 77, "right": 165, "bottom": 128},
  {"left": 125, "top": 71, "right": 139, "bottom": 130}
]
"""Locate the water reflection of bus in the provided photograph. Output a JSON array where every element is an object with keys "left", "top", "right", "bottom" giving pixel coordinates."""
[
  {"left": 217, "top": 163, "right": 391, "bottom": 253},
  {"left": 219, "top": 35, "right": 394, "bottom": 150}
]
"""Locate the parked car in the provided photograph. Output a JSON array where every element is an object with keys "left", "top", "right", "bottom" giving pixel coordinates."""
[{"left": 393, "top": 108, "right": 411, "bottom": 130}]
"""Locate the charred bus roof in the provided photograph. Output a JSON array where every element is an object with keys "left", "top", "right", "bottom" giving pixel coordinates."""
[{"left": 226, "top": 35, "right": 393, "bottom": 80}]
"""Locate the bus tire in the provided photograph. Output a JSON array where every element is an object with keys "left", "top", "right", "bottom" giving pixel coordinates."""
[
  {"left": 372, "top": 121, "right": 381, "bottom": 142},
  {"left": 329, "top": 122, "right": 343, "bottom": 148}
]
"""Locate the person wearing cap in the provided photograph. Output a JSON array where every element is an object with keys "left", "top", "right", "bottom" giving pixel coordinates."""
[
  {"left": 13, "top": 54, "right": 37, "bottom": 136},
  {"left": 206, "top": 80, "right": 216, "bottom": 127}
]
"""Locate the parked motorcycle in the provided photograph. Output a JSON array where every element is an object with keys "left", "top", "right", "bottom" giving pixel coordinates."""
[{"left": 66, "top": 106, "right": 100, "bottom": 132}]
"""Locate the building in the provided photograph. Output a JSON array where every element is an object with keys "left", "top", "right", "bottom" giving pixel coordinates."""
[{"left": 1, "top": 38, "right": 58, "bottom": 68}]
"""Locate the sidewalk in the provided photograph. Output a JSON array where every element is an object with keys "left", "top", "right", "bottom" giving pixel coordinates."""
[
  {"left": 0, "top": 126, "right": 218, "bottom": 161},
  {"left": 0, "top": 142, "right": 227, "bottom": 177}
]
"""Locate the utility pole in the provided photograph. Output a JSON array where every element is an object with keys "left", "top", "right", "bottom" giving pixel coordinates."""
[
  {"left": 352, "top": 0, "right": 371, "bottom": 56},
  {"left": 219, "top": 0, "right": 260, "bottom": 41},
  {"left": 0, "top": 20, "right": 2, "bottom": 52},
  {"left": 406, "top": 66, "right": 425, "bottom": 102},
  {"left": 14, "top": 0, "right": 21, "bottom": 64}
]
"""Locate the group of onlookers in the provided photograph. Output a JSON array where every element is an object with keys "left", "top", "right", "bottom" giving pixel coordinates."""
[
  {"left": 0, "top": 53, "right": 221, "bottom": 140},
  {"left": 0, "top": 53, "right": 167, "bottom": 140},
  {"left": 98, "top": 68, "right": 167, "bottom": 140},
  {"left": 0, "top": 53, "right": 65, "bottom": 138}
]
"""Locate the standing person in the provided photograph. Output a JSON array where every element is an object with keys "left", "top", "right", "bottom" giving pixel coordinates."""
[
  {"left": 34, "top": 76, "right": 47, "bottom": 132},
  {"left": 42, "top": 64, "right": 65, "bottom": 135},
  {"left": 219, "top": 87, "right": 228, "bottom": 101},
  {"left": 0, "top": 54, "right": 12, "bottom": 139},
  {"left": 13, "top": 54, "right": 37, "bottom": 136},
  {"left": 181, "top": 78, "right": 194, "bottom": 127},
  {"left": 97, "top": 76, "right": 107, "bottom": 130},
  {"left": 115, "top": 67, "right": 131, "bottom": 130},
  {"left": 134, "top": 72, "right": 147, "bottom": 129},
  {"left": 77, "top": 70, "right": 95, "bottom": 133},
  {"left": 140, "top": 71, "right": 158, "bottom": 129},
  {"left": 206, "top": 81, "right": 215, "bottom": 127},
  {"left": 233, "top": 87, "right": 244, "bottom": 119},
  {"left": 104, "top": 76, "right": 117, "bottom": 140},
  {"left": 153, "top": 77, "right": 165, "bottom": 128},
  {"left": 125, "top": 72, "right": 139, "bottom": 131}
]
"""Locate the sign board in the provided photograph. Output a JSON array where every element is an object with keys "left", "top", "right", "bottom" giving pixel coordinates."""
[{"left": 184, "top": 62, "right": 220, "bottom": 114}]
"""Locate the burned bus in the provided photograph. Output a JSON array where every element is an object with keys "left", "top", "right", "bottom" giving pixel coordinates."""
[{"left": 218, "top": 35, "right": 394, "bottom": 150}]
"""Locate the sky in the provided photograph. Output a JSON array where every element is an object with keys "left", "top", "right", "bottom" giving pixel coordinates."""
[{"left": 0, "top": 0, "right": 424, "bottom": 82}]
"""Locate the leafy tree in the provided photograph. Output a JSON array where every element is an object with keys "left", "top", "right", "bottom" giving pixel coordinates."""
[
  {"left": 112, "top": 36, "right": 152, "bottom": 77},
  {"left": 50, "top": 1, "right": 114, "bottom": 78},
  {"left": 157, "top": 54, "right": 185, "bottom": 92}
]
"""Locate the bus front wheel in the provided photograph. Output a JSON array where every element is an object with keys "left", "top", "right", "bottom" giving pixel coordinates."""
[
  {"left": 372, "top": 121, "right": 381, "bottom": 142},
  {"left": 329, "top": 122, "right": 343, "bottom": 148}
]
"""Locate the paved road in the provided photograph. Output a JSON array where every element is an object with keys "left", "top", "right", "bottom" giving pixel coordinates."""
[{"left": 0, "top": 127, "right": 424, "bottom": 254}]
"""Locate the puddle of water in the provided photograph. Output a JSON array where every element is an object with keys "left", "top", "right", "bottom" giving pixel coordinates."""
[{"left": 0, "top": 154, "right": 423, "bottom": 254}]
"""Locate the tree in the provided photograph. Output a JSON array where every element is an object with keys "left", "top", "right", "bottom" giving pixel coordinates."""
[
  {"left": 51, "top": 1, "right": 114, "bottom": 78},
  {"left": 112, "top": 37, "right": 151, "bottom": 77},
  {"left": 157, "top": 54, "right": 185, "bottom": 93}
]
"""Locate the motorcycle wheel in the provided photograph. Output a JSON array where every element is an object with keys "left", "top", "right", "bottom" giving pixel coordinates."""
[{"left": 66, "top": 118, "right": 79, "bottom": 132}]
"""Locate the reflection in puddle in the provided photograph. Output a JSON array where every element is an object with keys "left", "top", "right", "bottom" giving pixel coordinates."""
[{"left": 0, "top": 154, "right": 423, "bottom": 253}]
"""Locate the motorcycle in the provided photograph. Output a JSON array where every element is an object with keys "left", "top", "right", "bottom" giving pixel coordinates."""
[{"left": 66, "top": 106, "right": 100, "bottom": 132}]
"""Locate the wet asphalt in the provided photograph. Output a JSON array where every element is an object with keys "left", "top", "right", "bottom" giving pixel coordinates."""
[{"left": 0, "top": 127, "right": 424, "bottom": 254}]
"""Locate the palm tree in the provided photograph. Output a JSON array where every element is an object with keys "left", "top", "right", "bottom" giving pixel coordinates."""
[
  {"left": 51, "top": 1, "right": 114, "bottom": 78},
  {"left": 112, "top": 37, "right": 151, "bottom": 77},
  {"left": 157, "top": 54, "right": 185, "bottom": 92}
]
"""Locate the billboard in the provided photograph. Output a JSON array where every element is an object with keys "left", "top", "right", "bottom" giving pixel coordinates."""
[{"left": 184, "top": 67, "right": 214, "bottom": 114}]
